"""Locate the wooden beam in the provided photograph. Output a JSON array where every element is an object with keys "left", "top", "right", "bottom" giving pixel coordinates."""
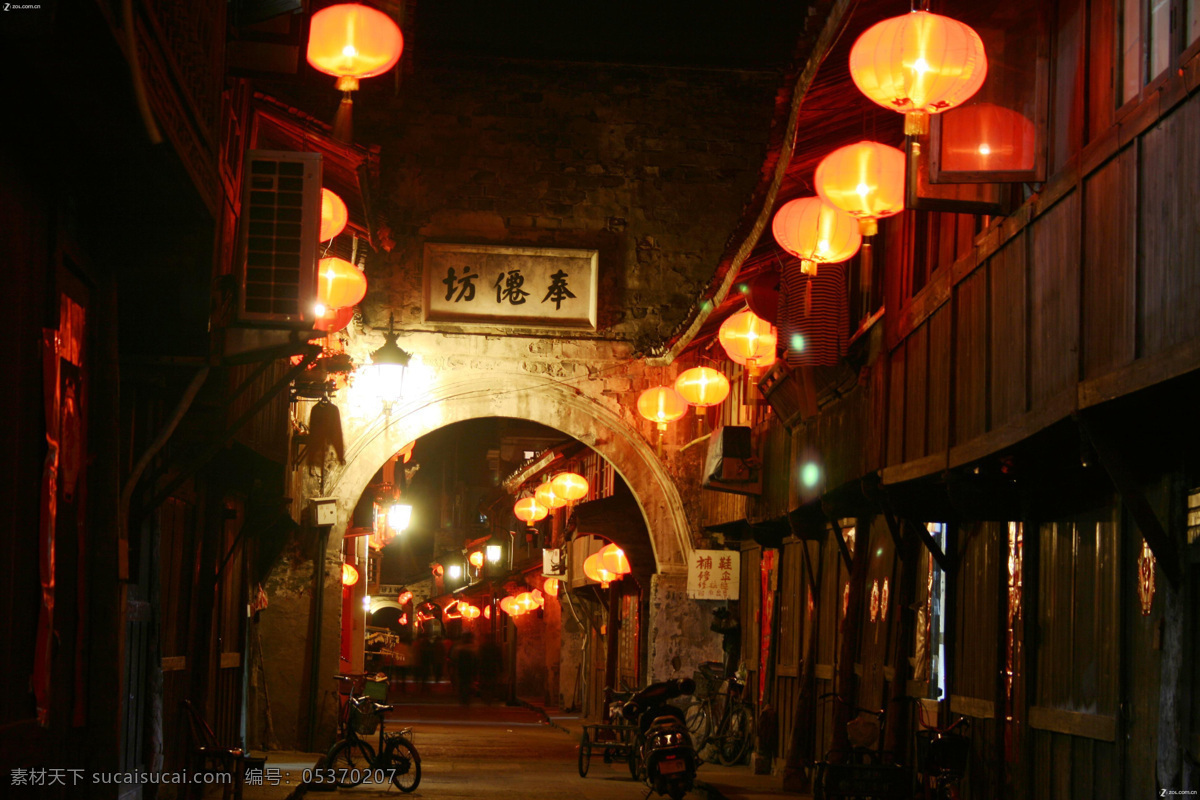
[
  {"left": 1028, "top": 706, "right": 1117, "bottom": 742},
  {"left": 904, "top": 518, "right": 949, "bottom": 574},
  {"left": 1076, "top": 413, "right": 1181, "bottom": 587},
  {"left": 828, "top": 514, "right": 853, "bottom": 572}
]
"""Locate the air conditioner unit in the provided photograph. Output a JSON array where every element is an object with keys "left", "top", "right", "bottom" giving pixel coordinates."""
[
  {"left": 703, "top": 425, "right": 762, "bottom": 496},
  {"left": 236, "top": 150, "right": 322, "bottom": 326}
]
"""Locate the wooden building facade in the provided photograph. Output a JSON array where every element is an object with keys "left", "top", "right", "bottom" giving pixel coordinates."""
[{"left": 698, "top": 0, "right": 1200, "bottom": 796}]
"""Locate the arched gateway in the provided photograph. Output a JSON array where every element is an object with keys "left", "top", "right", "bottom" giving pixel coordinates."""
[{"left": 323, "top": 371, "right": 692, "bottom": 573}]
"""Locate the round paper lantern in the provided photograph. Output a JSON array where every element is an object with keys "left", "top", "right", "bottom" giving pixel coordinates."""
[
  {"left": 314, "top": 304, "right": 355, "bottom": 333},
  {"left": 513, "top": 497, "right": 548, "bottom": 524},
  {"left": 307, "top": 3, "right": 404, "bottom": 90},
  {"left": 397, "top": 590, "right": 413, "bottom": 606},
  {"left": 499, "top": 596, "right": 517, "bottom": 615},
  {"left": 550, "top": 472, "right": 589, "bottom": 503},
  {"left": 583, "top": 552, "right": 618, "bottom": 588},
  {"left": 941, "top": 102, "right": 1037, "bottom": 173},
  {"left": 637, "top": 386, "right": 689, "bottom": 432},
  {"left": 718, "top": 310, "right": 777, "bottom": 375},
  {"left": 484, "top": 604, "right": 492, "bottom": 619},
  {"left": 535, "top": 481, "right": 568, "bottom": 510},
  {"left": 744, "top": 270, "right": 781, "bottom": 326},
  {"left": 674, "top": 367, "right": 730, "bottom": 412},
  {"left": 516, "top": 592, "right": 537, "bottom": 611},
  {"left": 815, "top": 141, "right": 906, "bottom": 237},
  {"left": 771, "top": 197, "right": 863, "bottom": 276},
  {"left": 531, "top": 589, "right": 544, "bottom": 608},
  {"left": 599, "top": 543, "right": 631, "bottom": 575},
  {"left": 543, "top": 577, "right": 560, "bottom": 597},
  {"left": 469, "top": 551, "right": 484, "bottom": 569},
  {"left": 316, "top": 257, "right": 368, "bottom": 311},
  {"left": 320, "top": 188, "right": 348, "bottom": 242},
  {"left": 342, "top": 563, "right": 359, "bottom": 586},
  {"left": 849, "top": 10, "right": 987, "bottom": 135}
]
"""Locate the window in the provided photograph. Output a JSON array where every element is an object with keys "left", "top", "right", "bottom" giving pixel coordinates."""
[
  {"left": 1123, "top": 0, "right": 1182, "bottom": 105},
  {"left": 1191, "top": 0, "right": 1200, "bottom": 47}
]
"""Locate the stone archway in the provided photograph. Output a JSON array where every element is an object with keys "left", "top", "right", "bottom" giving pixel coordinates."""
[{"left": 324, "top": 371, "right": 692, "bottom": 573}]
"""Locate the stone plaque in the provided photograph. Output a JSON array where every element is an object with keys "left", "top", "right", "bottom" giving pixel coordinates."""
[
  {"left": 423, "top": 243, "right": 598, "bottom": 329},
  {"left": 687, "top": 549, "right": 740, "bottom": 600}
]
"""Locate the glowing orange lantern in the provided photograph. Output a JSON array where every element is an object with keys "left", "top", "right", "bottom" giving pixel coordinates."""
[
  {"left": 535, "top": 481, "right": 568, "bottom": 510},
  {"left": 469, "top": 551, "right": 484, "bottom": 569},
  {"left": 307, "top": 3, "right": 404, "bottom": 90},
  {"left": 815, "top": 141, "right": 906, "bottom": 237},
  {"left": 550, "top": 472, "right": 589, "bottom": 503},
  {"left": 583, "top": 552, "right": 618, "bottom": 588},
  {"left": 316, "top": 257, "right": 368, "bottom": 312},
  {"left": 516, "top": 592, "right": 536, "bottom": 611},
  {"left": 637, "top": 386, "right": 689, "bottom": 432},
  {"left": 674, "top": 367, "right": 730, "bottom": 413},
  {"left": 599, "top": 543, "right": 631, "bottom": 575},
  {"left": 397, "top": 590, "right": 413, "bottom": 606},
  {"left": 941, "top": 102, "right": 1036, "bottom": 173},
  {"left": 484, "top": 604, "right": 492, "bottom": 619},
  {"left": 342, "top": 563, "right": 359, "bottom": 586},
  {"left": 849, "top": 10, "right": 987, "bottom": 136},
  {"left": 314, "top": 305, "right": 355, "bottom": 333},
  {"left": 513, "top": 497, "right": 549, "bottom": 524},
  {"left": 771, "top": 197, "right": 863, "bottom": 276},
  {"left": 718, "top": 310, "right": 777, "bottom": 376},
  {"left": 320, "top": 188, "right": 349, "bottom": 242},
  {"left": 543, "top": 577, "right": 560, "bottom": 597}
]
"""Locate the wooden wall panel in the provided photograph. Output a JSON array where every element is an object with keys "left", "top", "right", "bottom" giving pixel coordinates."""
[
  {"left": 989, "top": 236, "right": 1028, "bottom": 427},
  {"left": 1086, "top": 0, "right": 1117, "bottom": 141},
  {"left": 1082, "top": 148, "right": 1137, "bottom": 379},
  {"left": 954, "top": 268, "right": 989, "bottom": 446},
  {"left": 953, "top": 522, "right": 1001, "bottom": 705},
  {"left": 856, "top": 517, "right": 895, "bottom": 712},
  {"left": 886, "top": 343, "right": 907, "bottom": 466},
  {"left": 1140, "top": 92, "right": 1200, "bottom": 356},
  {"left": 928, "top": 306, "right": 952, "bottom": 454},
  {"left": 1030, "top": 192, "right": 1081, "bottom": 403},
  {"left": 904, "top": 323, "right": 929, "bottom": 462},
  {"left": 1050, "top": 0, "right": 1085, "bottom": 173}
]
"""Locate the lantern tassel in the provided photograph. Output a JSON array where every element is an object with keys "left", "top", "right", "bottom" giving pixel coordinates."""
[{"left": 333, "top": 92, "right": 354, "bottom": 143}]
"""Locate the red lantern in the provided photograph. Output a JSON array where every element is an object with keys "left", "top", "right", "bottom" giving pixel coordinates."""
[
  {"left": 342, "top": 563, "right": 359, "bottom": 586},
  {"left": 599, "top": 543, "right": 631, "bottom": 576},
  {"left": 514, "top": 497, "right": 549, "bottom": 524},
  {"left": 849, "top": 10, "right": 988, "bottom": 135},
  {"left": 744, "top": 270, "right": 780, "bottom": 326},
  {"left": 535, "top": 481, "right": 568, "bottom": 510},
  {"left": 674, "top": 367, "right": 730, "bottom": 413},
  {"left": 771, "top": 197, "right": 862, "bottom": 276},
  {"left": 718, "top": 310, "right": 777, "bottom": 376},
  {"left": 307, "top": 3, "right": 404, "bottom": 90},
  {"left": 316, "top": 257, "right": 368, "bottom": 311},
  {"left": 940, "top": 102, "right": 1037, "bottom": 173},
  {"left": 543, "top": 577, "right": 560, "bottom": 597},
  {"left": 320, "top": 188, "right": 349, "bottom": 242},
  {"left": 814, "top": 141, "right": 906, "bottom": 237},
  {"left": 637, "top": 386, "right": 689, "bottom": 432},
  {"left": 314, "top": 305, "right": 355, "bottom": 333},
  {"left": 397, "top": 590, "right": 413, "bottom": 606},
  {"left": 583, "top": 552, "right": 618, "bottom": 588},
  {"left": 550, "top": 472, "right": 589, "bottom": 503}
]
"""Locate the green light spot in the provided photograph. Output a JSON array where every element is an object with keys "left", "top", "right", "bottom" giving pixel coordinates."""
[
  {"left": 801, "top": 462, "right": 820, "bottom": 488},
  {"left": 737, "top": 284, "right": 749, "bottom": 294},
  {"left": 791, "top": 334, "right": 805, "bottom": 351}
]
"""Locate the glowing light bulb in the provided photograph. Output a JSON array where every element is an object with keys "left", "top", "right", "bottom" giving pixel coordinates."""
[
  {"left": 343, "top": 45, "right": 358, "bottom": 58},
  {"left": 978, "top": 143, "right": 992, "bottom": 155},
  {"left": 856, "top": 182, "right": 870, "bottom": 197},
  {"left": 314, "top": 302, "right": 327, "bottom": 317},
  {"left": 912, "top": 57, "right": 930, "bottom": 74}
]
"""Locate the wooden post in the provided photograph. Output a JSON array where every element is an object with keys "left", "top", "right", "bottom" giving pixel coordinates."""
[{"left": 830, "top": 516, "right": 870, "bottom": 758}]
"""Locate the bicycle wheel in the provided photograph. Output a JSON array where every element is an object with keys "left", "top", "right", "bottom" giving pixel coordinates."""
[
  {"left": 627, "top": 732, "right": 643, "bottom": 780},
  {"left": 578, "top": 730, "right": 592, "bottom": 777},
  {"left": 684, "top": 700, "right": 711, "bottom": 752},
  {"left": 384, "top": 735, "right": 421, "bottom": 793},
  {"left": 325, "top": 737, "right": 376, "bottom": 787},
  {"left": 716, "top": 704, "right": 754, "bottom": 766}
]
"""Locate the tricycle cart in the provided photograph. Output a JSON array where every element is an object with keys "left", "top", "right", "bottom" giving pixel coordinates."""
[{"left": 578, "top": 720, "right": 640, "bottom": 779}]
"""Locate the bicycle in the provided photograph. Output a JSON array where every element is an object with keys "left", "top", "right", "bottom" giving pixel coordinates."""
[
  {"left": 812, "top": 693, "right": 907, "bottom": 800},
  {"left": 315, "top": 674, "right": 421, "bottom": 792},
  {"left": 683, "top": 661, "right": 754, "bottom": 766},
  {"left": 912, "top": 701, "right": 970, "bottom": 800}
]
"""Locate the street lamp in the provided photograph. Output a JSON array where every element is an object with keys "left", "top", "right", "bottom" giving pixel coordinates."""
[{"left": 363, "top": 313, "right": 411, "bottom": 413}]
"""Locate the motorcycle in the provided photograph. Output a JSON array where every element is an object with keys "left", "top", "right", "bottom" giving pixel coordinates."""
[{"left": 623, "top": 677, "right": 699, "bottom": 800}]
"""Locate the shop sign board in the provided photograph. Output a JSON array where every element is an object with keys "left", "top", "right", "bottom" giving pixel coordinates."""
[{"left": 687, "top": 549, "right": 740, "bottom": 600}]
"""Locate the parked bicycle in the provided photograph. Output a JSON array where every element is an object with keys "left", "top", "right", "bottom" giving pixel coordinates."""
[
  {"left": 912, "top": 701, "right": 970, "bottom": 800},
  {"left": 683, "top": 661, "right": 754, "bottom": 766},
  {"left": 812, "top": 692, "right": 907, "bottom": 800},
  {"left": 313, "top": 673, "right": 421, "bottom": 792}
]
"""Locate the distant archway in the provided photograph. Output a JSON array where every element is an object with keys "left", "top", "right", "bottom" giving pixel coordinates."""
[{"left": 325, "top": 372, "right": 691, "bottom": 574}]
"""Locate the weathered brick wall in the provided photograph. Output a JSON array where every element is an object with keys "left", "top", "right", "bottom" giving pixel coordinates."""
[{"left": 354, "top": 56, "right": 778, "bottom": 348}]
